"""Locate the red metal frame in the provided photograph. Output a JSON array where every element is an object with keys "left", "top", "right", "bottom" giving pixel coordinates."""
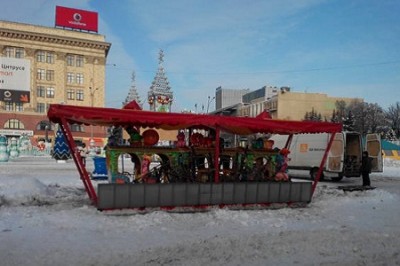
[
  {"left": 214, "top": 127, "right": 221, "bottom": 183},
  {"left": 284, "top": 134, "right": 293, "bottom": 149},
  {"left": 311, "top": 132, "right": 336, "bottom": 196},
  {"left": 59, "top": 118, "right": 98, "bottom": 205}
]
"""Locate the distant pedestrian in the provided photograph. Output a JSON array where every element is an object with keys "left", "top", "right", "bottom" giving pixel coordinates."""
[
  {"left": 78, "top": 143, "right": 88, "bottom": 166},
  {"left": 360, "top": 151, "right": 372, "bottom": 187}
]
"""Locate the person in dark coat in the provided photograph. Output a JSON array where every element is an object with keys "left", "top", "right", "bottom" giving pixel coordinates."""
[{"left": 360, "top": 151, "right": 372, "bottom": 187}]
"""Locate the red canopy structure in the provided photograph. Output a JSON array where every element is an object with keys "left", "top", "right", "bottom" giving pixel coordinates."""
[
  {"left": 48, "top": 104, "right": 341, "bottom": 135},
  {"left": 122, "top": 100, "right": 142, "bottom": 110},
  {"left": 48, "top": 104, "right": 342, "bottom": 207},
  {"left": 256, "top": 110, "right": 272, "bottom": 119}
]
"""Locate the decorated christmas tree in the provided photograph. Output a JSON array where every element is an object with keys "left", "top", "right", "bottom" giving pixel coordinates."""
[
  {"left": 148, "top": 49, "right": 173, "bottom": 112},
  {"left": 122, "top": 71, "right": 143, "bottom": 108},
  {"left": 52, "top": 126, "right": 71, "bottom": 161}
]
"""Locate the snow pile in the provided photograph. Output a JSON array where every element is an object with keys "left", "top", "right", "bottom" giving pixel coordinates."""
[{"left": 0, "top": 177, "right": 51, "bottom": 206}]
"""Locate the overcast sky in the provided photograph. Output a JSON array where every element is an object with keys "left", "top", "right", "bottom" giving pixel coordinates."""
[{"left": 2, "top": 0, "right": 400, "bottom": 112}]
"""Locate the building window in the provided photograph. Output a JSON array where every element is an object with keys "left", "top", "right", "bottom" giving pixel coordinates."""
[
  {"left": 46, "top": 87, "right": 55, "bottom": 98},
  {"left": 3, "top": 47, "right": 24, "bottom": 58},
  {"left": 76, "top": 55, "right": 84, "bottom": 67},
  {"left": 37, "top": 69, "right": 45, "bottom": 80},
  {"left": 5, "top": 102, "right": 14, "bottom": 111},
  {"left": 15, "top": 48, "right": 24, "bottom": 58},
  {"left": 46, "top": 70, "right": 55, "bottom": 81},
  {"left": 76, "top": 73, "right": 84, "bottom": 84},
  {"left": 37, "top": 51, "right": 45, "bottom": 62},
  {"left": 46, "top": 52, "right": 55, "bottom": 64},
  {"left": 67, "top": 89, "right": 75, "bottom": 100},
  {"left": 76, "top": 90, "right": 84, "bottom": 101},
  {"left": 37, "top": 103, "right": 46, "bottom": 113},
  {"left": 4, "top": 119, "right": 24, "bottom": 129},
  {"left": 37, "top": 86, "right": 45, "bottom": 97},
  {"left": 67, "top": 72, "right": 75, "bottom": 84},
  {"left": 3, "top": 102, "right": 23, "bottom": 112},
  {"left": 71, "top": 124, "right": 85, "bottom": 132},
  {"left": 15, "top": 102, "right": 23, "bottom": 112},
  {"left": 67, "top": 54, "right": 74, "bottom": 66},
  {"left": 37, "top": 120, "right": 52, "bottom": 131},
  {"left": 4, "top": 47, "right": 13, "bottom": 57}
]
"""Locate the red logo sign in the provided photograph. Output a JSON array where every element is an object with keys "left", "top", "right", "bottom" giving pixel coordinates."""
[{"left": 55, "top": 6, "right": 98, "bottom": 32}]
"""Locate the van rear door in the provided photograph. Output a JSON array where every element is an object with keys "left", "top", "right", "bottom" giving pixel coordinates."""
[
  {"left": 326, "top": 132, "right": 344, "bottom": 172},
  {"left": 365, "top": 134, "right": 383, "bottom": 172}
]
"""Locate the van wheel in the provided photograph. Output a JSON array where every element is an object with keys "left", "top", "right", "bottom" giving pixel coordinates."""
[
  {"left": 310, "top": 168, "right": 324, "bottom": 181},
  {"left": 331, "top": 174, "right": 343, "bottom": 182}
]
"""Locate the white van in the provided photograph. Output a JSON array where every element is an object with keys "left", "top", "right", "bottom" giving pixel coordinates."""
[{"left": 270, "top": 132, "right": 383, "bottom": 181}]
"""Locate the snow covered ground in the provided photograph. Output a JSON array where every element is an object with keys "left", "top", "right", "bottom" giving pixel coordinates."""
[{"left": 0, "top": 156, "right": 399, "bottom": 266}]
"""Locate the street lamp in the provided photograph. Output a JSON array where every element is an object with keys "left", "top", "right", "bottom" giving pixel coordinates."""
[
  {"left": 89, "top": 87, "right": 99, "bottom": 156},
  {"left": 206, "top": 96, "right": 215, "bottom": 113},
  {"left": 89, "top": 87, "right": 99, "bottom": 107}
]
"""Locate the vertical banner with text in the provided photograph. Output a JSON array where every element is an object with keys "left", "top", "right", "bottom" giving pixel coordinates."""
[{"left": 0, "top": 57, "right": 31, "bottom": 103}]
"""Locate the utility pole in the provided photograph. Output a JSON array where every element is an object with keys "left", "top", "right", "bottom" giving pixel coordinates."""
[
  {"left": 88, "top": 58, "right": 99, "bottom": 156},
  {"left": 207, "top": 96, "right": 215, "bottom": 113}
]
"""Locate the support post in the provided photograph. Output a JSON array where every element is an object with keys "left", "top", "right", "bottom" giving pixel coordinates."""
[
  {"left": 284, "top": 134, "right": 293, "bottom": 149},
  {"left": 59, "top": 118, "right": 98, "bottom": 205},
  {"left": 311, "top": 132, "right": 336, "bottom": 196},
  {"left": 214, "top": 127, "right": 221, "bottom": 183}
]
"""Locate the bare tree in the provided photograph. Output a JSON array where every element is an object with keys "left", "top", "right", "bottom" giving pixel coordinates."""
[
  {"left": 347, "top": 101, "right": 386, "bottom": 134},
  {"left": 335, "top": 100, "right": 347, "bottom": 123},
  {"left": 386, "top": 102, "right": 400, "bottom": 138},
  {"left": 377, "top": 126, "right": 397, "bottom": 141},
  {"left": 346, "top": 100, "right": 367, "bottom": 134},
  {"left": 342, "top": 110, "right": 355, "bottom": 131},
  {"left": 330, "top": 99, "right": 400, "bottom": 138},
  {"left": 366, "top": 103, "right": 386, "bottom": 133}
]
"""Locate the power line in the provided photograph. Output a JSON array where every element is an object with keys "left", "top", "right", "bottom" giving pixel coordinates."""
[{"left": 107, "top": 60, "right": 400, "bottom": 76}]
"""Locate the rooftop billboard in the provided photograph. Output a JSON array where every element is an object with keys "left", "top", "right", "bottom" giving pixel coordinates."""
[{"left": 55, "top": 6, "right": 98, "bottom": 32}]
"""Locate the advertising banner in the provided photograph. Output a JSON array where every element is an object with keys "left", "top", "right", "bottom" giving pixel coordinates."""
[
  {"left": 0, "top": 57, "right": 31, "bottom": 103},
  {"left": 55, "top": 6, "right": 98, "bottom": 32}
]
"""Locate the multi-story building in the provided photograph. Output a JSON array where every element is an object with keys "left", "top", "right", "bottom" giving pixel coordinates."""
[
  {"left": 240, "top": 85, "right": 280, "bottom": 117},
  {"left": 215, "top": 85, "right": 361, "bottom": 121},
  {"left": 215, "top": 86, "right": 249, "bottom": 110},
  {"left": 265, "top": 91, "right": 362, "bottom": 120},
  {"left": 0, "top": 20, "right": 111, "bottom": 147}
]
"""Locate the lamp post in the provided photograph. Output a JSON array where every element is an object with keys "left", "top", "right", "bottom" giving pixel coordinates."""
[
  {"left": 206, "top": 96, "right": 215, "bottom": 113},
  {"left": 89, "top": 87, "right": 99, "bottom": 108},
  {"left": 89, "top": 86, "right": 99, "bottom": 156}
]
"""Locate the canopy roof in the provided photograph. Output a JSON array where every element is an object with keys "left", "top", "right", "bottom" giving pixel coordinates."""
[{"left": 47, "top": 104, "right": 342, "bottom": 135}]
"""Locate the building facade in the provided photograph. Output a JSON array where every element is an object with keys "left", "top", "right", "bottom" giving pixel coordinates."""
[
  {"left": 215, "top": 86, "right": 249, "bottom": 110},
  {"left": 214, "top": 86, "right": 362, "bottom": 121},
  {"left": 0, "top": 20, "right": 110, "bottom": 147},
  {"left": 264, "top": 91, "right": 362, "bottom": 121},
  {"left": 240, "top": 85, "right": 280, "bottom": 117}
]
